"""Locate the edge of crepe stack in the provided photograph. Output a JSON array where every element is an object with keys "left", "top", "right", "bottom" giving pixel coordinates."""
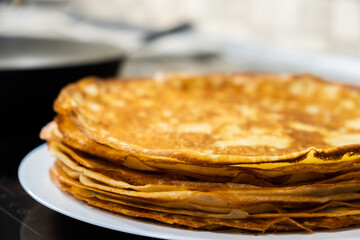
[
  {"left": 39, "top": 74, "right": 360, "bottom": 233},
  {"left": 51, "top": 73, "right": 360, "bottom": 165},
  {"left": 40, "top": 117, "right": 360, "bottom": 233}
]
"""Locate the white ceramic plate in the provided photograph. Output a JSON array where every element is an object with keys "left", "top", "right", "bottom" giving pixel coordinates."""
[{"left": 19, "top": 144, "right": 360, "bottom": 240}]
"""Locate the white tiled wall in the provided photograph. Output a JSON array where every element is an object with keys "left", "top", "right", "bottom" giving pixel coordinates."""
[{"left": 71, "top": 0, "right": 360, "bottom": 56}]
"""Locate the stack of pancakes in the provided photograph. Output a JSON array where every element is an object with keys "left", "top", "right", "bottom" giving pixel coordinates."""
[{"left": 40, "top": 73, "right": 360, "bottom": 232}]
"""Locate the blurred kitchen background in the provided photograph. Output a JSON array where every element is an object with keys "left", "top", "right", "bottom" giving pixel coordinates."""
[{"left": 2, "top": 0, "right": 360, "bottom": 82}]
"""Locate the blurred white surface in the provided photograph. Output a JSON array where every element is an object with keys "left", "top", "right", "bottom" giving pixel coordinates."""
[
  {"left": 0, "top": 4, "right": 143, "bottom": 51},
  {"left": 69, "top": 0, "right": 360, "bottom": 57},
  {"left": 1, "top": 1, "right": 360, "bottom": 84}
]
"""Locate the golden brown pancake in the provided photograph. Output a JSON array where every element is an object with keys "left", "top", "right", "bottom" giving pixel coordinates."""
[
  {"left": 42, "top": 120, "right": 360, "bottom": 186},
  {"left": 53, "top": 73, "right": 360, "bottom": 163},
  {"left": 50, "top": 141, "right": 360, "bottom": 200},
  {"left": 41, "top": 73, "right": 360, "bottom": 232},
  {"left": 50, "top": 162, "right": 360, "bottom": 232}
]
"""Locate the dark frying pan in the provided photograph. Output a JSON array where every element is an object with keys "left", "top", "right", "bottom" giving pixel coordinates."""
[{"left": 0, "top": 36, "right": 125, "bottom": 175}]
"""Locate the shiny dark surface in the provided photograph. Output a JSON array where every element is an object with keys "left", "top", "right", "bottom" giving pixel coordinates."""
[
  {"left": 1, "top": 60, "right": 122, "bottom": 173},
  {"left": 0, "top": 176, "right": 156, "bottom": 240}
]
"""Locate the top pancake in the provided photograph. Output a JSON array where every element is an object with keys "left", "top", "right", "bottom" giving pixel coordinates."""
[{"left": 53, "top": 73, "right": 360, "bottom": 163}]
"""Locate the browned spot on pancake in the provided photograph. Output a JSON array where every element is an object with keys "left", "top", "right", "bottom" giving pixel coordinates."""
[{"left": 51, "top": 73, "right": 360, "bottom": 163}]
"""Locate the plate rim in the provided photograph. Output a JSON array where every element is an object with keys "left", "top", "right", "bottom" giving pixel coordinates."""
[{"left": 18, "top": 144, "right": 360, "bottom": 240}]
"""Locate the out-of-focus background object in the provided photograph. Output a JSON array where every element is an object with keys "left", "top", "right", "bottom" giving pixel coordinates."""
[
  {"left": 0, "top": 36, "right": 125, "bottom": 174},
  {"left": 2, "top": 0, "right": 360, "bottom": 83},
  {"left": 3, "top": 0, "right": 360, "bottom": 55},
  {"left": 69, "top": 0, "right": 360, "bottom": 57}
]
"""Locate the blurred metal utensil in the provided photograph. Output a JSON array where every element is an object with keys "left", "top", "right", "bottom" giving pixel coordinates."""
[{"left": 142, "top": 22, "right": 192, "bottom": 43}]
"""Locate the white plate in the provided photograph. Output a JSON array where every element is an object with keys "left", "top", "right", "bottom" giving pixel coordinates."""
[{"left": 19, "top": 144, "right": 360, "bottom": 240}]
